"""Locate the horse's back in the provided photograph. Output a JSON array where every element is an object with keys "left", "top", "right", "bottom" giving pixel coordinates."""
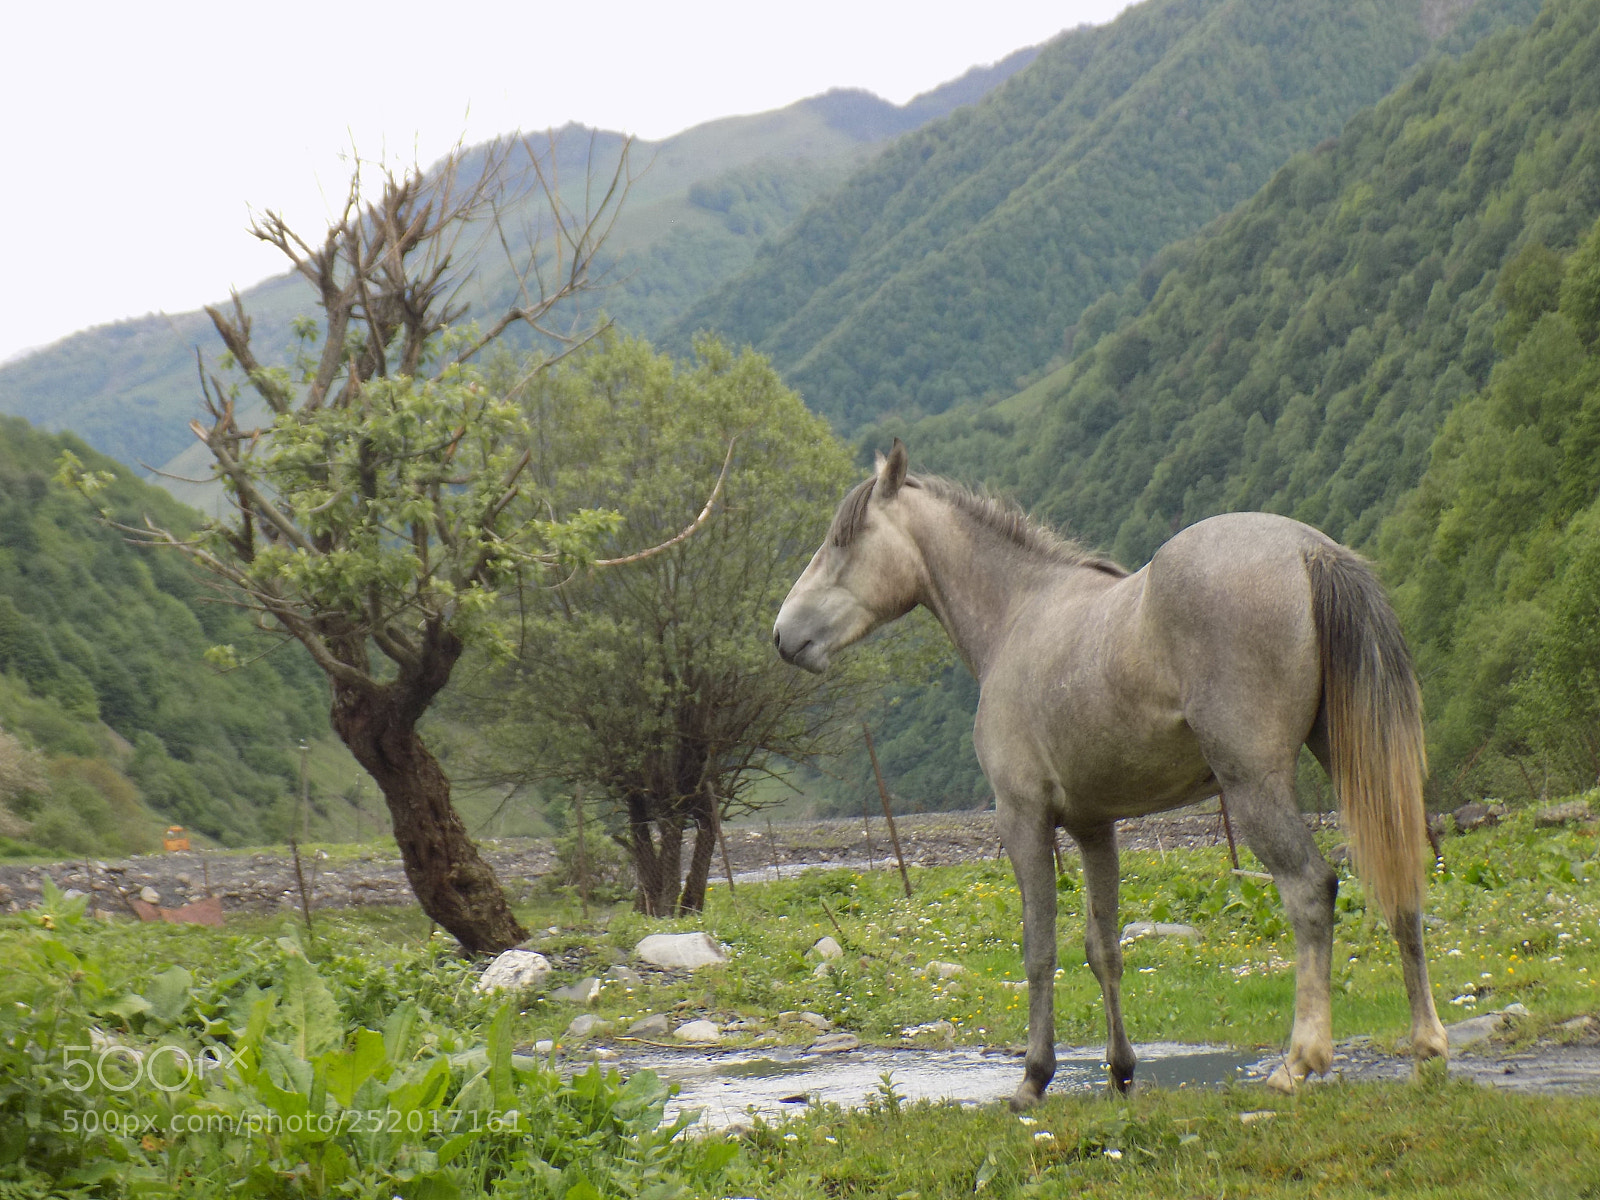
[
  {"left": 1140, "top": 512, "right": 1329, "bottom": 760},
  {"left": 977, "top": 512, "right": 1331, "bottom": 819}
]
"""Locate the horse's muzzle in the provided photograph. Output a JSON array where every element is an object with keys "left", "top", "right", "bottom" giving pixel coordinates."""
[{"left": 772, "top": 618, "right": 827, "bottom": 674}]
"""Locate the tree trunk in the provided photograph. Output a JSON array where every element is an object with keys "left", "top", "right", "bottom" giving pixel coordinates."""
[
  {"left": 677, "top": 816, "right": 717, "bottom": 913},
  {"left": 628, "top": 809, "right": 685, "bottom": 916},
  {"left": 332, "top": 677, "right": 527, "bottom": 954}
]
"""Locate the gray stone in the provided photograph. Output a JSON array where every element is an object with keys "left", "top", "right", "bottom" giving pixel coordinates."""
[
  {"left": 812, "top": 936, "right": 844, "bottom": 960},
  {"left": 807, "top": 1032, "right": 860, "bottom": 1055},
  {"left": 606, "top": 965, "right": 643, "bottom": 988},
  {"left": 1444, "top": 1013, "right": 1509, "bottom": 1048},
  {"left": 1558, "top": 1016, "right": 1599, "bottom": 1039},
  {"left": 812, "top": 960, "right": 837, "bottom": 979},
  {"left": 565, "top": 1014, "right": 612, "bottom": 1039},
  {"left": 924, "top": 960, "right": 968, "bottom": 979},
  {"left": 1451, "top": 802, "right": 1500, "bottom": 832},
  {"left": 673, "top": 1019, "right": 722, "bottom": 1044},
  {"left": 1535, "top": 800, "right": 1593, "bottom": 828},
  {"left": 534, "top": 1039, "right": 554, "bottom": 1055},
  {"left": 138, "top": 886, "right": 161, "bottom": 904},
  {"left": 61, "top": 888, "right": 85, "bottom": 901},
  {"left": 798, "top": 1011, "right": 833, "bottom": 1032},
  {"left": 634, "top": 932, "right": 729, "bottom": 970},
  {"left": 1120, "top": 922, "right": 1200, "bottom": 944},
  {"left": 476, "top": 950, "right": 552, "bottom": 994},
  {"left": 901, "top": 1020, "right": 956, "bottom": 1042},
  {"left": 552, "top": 976, "right": 602, "bottom": 1005},
  {"left": 628, "top": 1013, "right": 670, "bottom": 1038}
]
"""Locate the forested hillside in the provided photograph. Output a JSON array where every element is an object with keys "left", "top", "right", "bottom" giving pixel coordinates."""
[
  {"left": 846, "top": 0, "right": 1600, "bottom": 812},
  {"left": 0, "top": 418, "right": 330, "bottom": 853},
  {"left": 0, "top": 53, "right": 1037, "bottom": 480},
  {"left": 672, "top": 0, "right": 1538, "bottom": 433}
]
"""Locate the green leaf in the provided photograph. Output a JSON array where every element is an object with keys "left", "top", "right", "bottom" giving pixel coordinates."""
[
  {"left": 145, "top": 966, "right": 193, "bottom": 1025},
  {"left": 322, "top": 1026, "right": 388, "bottom": 1108},
  {"left": 275, "top": 951, "right": 342, "bottom": 1061}
]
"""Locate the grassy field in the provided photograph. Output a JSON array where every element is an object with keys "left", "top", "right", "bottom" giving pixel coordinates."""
[{"left": 1, "top": 801, "right": 1596, "bottom": 1196}]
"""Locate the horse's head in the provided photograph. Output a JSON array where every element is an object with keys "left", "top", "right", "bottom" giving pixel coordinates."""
[{"left": 773, "top": 439, "right": 923, "bottom": 673}]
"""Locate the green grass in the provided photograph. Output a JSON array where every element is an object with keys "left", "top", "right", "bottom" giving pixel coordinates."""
[
  {"left": 507, "top": 805, "right": 1600, "bottom": 1054},
  {"left": 2, "top": 806, "right": 1597, "bottom": 1196},
  {"left": 728, "top": 1079, "right": 1600, "bottom": 1198}
]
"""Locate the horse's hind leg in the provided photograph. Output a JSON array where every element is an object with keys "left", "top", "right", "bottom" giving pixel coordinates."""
[
  {"left": 998, "top": 799, "right": 1060, "bottom": 1110},
  {"left": 1307, "top": 735, "right": 1448, "bottom": 1069},
  {"left": 1218, "top": 762, "right": 1338, "bottom": 1092},
  {"left": 1074, "top": 822, "right": 1138, "bottom": 1093},
  {"left": 1393, "top": 908, "right": 1449, "bottom": 1065}
]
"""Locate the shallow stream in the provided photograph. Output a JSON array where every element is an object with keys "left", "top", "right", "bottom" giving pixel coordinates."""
[{"left": 610, "top": 1042, "right": 1252, "bottom": 1129}]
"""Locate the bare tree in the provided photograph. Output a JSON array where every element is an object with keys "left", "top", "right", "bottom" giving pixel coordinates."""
[{"left": 61, "top": 138, "right": 727, "bottom": 952}]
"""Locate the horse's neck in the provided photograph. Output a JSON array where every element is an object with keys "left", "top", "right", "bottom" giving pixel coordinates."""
[{"left": 910, "top": 504, "right": 1062, "bottom": 681}]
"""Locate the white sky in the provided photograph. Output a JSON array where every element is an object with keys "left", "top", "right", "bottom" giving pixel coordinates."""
[{"left": 0, "top": 0, "right": 1133, "bottom": 365}]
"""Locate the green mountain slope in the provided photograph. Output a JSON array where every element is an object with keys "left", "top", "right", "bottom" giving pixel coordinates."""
[
  {"left": 671, "top": 0, "right": 1539, "bottom": 432},
  {"left": 845, "top": 0, "right": 1594, "bottom": 811},
  {"left": 0, "top": 417, "right": 331, "bottom": 851},
  {"left": 0, "top": 52, "right": 1037, "bottom": 480}
]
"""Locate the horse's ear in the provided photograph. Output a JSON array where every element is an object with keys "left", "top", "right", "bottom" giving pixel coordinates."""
[{"left": 878, "top": 438, "right": 909, "bottom": 500}]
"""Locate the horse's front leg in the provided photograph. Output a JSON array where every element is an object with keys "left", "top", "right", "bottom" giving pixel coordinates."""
[
  {"left": 1073, "top": 822, "right": 1137, "bottom": 1092},
  {"left": 998, "top": 799, "right": 1059, "bottom": 1110}
]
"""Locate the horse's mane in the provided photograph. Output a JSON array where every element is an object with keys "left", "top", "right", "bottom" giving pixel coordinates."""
[{"left": 829, "top": 472, "right": 1128, "bottom": 578}]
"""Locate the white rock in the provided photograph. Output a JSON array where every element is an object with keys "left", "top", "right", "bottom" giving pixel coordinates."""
[
  {"left": 628, "top": 1013, "right": 671, "bottom": 1038},
  {"left": 807, "top": 1032, "right": 860, "bottom": 1055},
  {"left": 812, "top": 936, "right": 844, "bottom": 960},
  {"left": 606, "top": 965, "right": 643, "bottom": 988},
  {"left": 901, "top": 1020, "right": 956, "bottom": 1042},
  {"left": 924, "top": 960, "right": 967, "bottom": 980},
  {"left": 138, "top": 886, "right": 161, "bottom": 904},
  {"left": 552, "top": 976, "right": 602, "bottom": 1005},
  {"left": 813, "top": 961, "right": 836, "bottom": 979},
  {"left": 799, "top": 1011, "right": 833, "bottom": 1032},
  {"left": 674, "top": 1020, "right": 722, "bottom": 1044},
  {"left": 1120, "top": 922, "right": 1201, "bottom": 944},
  {"left": 534, "top": 1039, "right": 554, "bottom": 1054},
  {"left": 634, "top": 932, "right": 729, "bottom": 970},
  {"left": 566, "top": 1014, "right": 612, "bottom": 1039},
  {"left": 476, "top": 949, "right": 553, "bottom": 994},
  {"left": 1444, "top": 1013, "right": 1508, "bottom": 1048}
]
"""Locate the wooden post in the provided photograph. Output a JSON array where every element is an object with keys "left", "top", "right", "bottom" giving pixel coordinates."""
[
  {"left": 766, "top": 815, "right": 781, "bottom": 880},
  {"left": 573, "top": 783, "right": 590, "bottom": 920},
  {"left": 863, "top": 725, "right": 912, "bottom": 899},
  {"left": 298, "top": 739, "right": 311, "bottom": 843},
  {"left": 706, "top": 778, "right": 737, "bottom": 900},
  {"left": 289, "top": 839, "right": 314, "bottom": 931},
  {"left": 1218, "top": 795, "right": 1241, "bottom": 872}
]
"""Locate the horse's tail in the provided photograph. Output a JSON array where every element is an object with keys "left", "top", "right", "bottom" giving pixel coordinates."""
[{"left": 1306, "top": 543, "right": 1429, "bottom": 920}]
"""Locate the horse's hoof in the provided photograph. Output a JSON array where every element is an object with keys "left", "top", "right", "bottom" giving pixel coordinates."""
[
  {"left": 1413, "top": 1055, "right": 1450, "bottom": 1085},
  {"left": 1264, "top": 1063, "right": 1300, "bottom": 1094},
  {"left": 1009, "top": 1083, "right": 1044, "bottom": 1112}
]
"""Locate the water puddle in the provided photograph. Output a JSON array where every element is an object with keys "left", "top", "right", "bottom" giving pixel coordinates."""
[{"left": 611, "top": 1043, "right": 1254, "bottom": 1129}]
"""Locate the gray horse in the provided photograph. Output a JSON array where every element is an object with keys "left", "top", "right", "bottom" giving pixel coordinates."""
[{"left": 773, "top": 440, "right": 1448, "bottom": 1109}]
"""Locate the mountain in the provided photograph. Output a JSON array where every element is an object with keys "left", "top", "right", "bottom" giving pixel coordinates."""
[
  {"left": 670, "top": 0, "right": 1541, "bottom": 433},
  {"left": 0, "top": 417, "right": 339, "bottom": 854},
  {"left": 0, "top": 51, "right": 1039, "bottom": 482},
  {"left": 845, "top": 0, "right": 1597, "bottom": 812}
]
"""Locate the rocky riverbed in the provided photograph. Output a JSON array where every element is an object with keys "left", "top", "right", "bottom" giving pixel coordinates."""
[
  {"left": 4, "top": 795, "right": 1585, "bottom": 919},
  {"left": 0, "top": 803, "right": 1287, "bottom": 917}
]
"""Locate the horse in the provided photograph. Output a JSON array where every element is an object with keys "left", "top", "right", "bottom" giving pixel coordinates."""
[{"left": 772, "top": 439, "right": 1448, "bottom": 1109}]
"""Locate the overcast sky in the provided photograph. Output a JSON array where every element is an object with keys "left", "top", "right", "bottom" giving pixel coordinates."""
[{"left": 0, "top": 0, "right": 1133, "bottom": 365}]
